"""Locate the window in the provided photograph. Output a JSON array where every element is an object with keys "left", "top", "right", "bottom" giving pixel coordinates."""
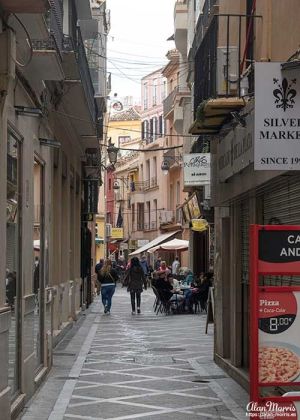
[
  {"left": 159, "top": 115, "right": 163, "bottom": 137},
  {"left": 108, "top": 178, "right": 111, "bottom": 191},
  {"left": 176, "top": 181, "right": 181, "bottom": 206},
  {"left": 143, "top": 83, "right": 148, "bottom": 110},
  {"left": 131, "top": 204, "right": 135, "bottom": 226},
  {"left": 162, "top": 80, "right": 167, "bottom": 100},
  {"left": 149, "top": 118, "right": 154, "bottom": 143},
  {"left": 118, "top": 136, "right": 131, "bottom": 146},
  {"left": 153, "top": 199, "right": 157, "bottom": 230},
  {"left": 153, "top": 78, "right": 157, "bottom": 105},
  {"left": 7, "top": 129, "right": 22, "bottom": 397},
  {"left": 146, "top": 201, "right": 150, "bottom": 230},
  {"left": 153, "top": 117, "right": 158, "bottom": 140},
  {"left": 152, "top": 156, "right": 157, "bottom": 183},
  {"left": 137, "top": 203, "right": 144, "bottom": 230}
]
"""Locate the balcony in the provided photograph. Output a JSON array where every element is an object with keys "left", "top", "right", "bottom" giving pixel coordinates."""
[
  {"left": 144, "top": 177, "right": 158, "bottom": 191},
  {"left": 158, "top": 210, "right": 175, "bottom": 225},
  {"left": 144, "top": 221, "right": 158, "bottom": 232},
  {"left": 61, "top": 26, "right": 98, "bottom": 138},
  {"left": 174, "top": 0, "right": 188, "bottom": 55},
  {"left": 0, "top": 0, "right": 49, "bottom": 13},
  {"left": 163, "top": 87, "right": 177, "bottom": 118},
  {"left": 190, "top": 11, "right": 261, "bottom": 135},
  {"left": 17, "top": 0, "right": 64, "bottom": 91}
]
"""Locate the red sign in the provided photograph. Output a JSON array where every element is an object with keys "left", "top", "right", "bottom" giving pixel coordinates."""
[{"left": 250, "top": 225, "right": 300, "bottom": 417}]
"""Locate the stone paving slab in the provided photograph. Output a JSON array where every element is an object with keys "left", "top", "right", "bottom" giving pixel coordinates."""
[{"left": 20, "top": 287, "right": 249, "bottom": 420}]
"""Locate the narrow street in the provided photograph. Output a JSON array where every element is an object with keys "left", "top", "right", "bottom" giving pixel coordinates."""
[{"left": 20, "top": 287, "right": 248, "bottom": 420}]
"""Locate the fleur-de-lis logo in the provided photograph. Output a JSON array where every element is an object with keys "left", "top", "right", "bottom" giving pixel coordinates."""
[{"left": 273, "top": 77, "right": 297, "bottom": 112}]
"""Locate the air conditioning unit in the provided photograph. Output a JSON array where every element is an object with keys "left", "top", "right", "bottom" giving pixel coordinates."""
[
  {"left": 106, "top": 223, "right": 112, "bottom": 237},
  {"left": 216, "top": 46, "right": 239, "bottom": 96}
]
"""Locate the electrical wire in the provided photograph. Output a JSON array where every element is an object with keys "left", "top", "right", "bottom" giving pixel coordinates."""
[
  {"left": 53, "top": 109, "right": 196, "bottom": 138},
  {"left": 8, "top": 14, "right": 33, "bottom": 68}
]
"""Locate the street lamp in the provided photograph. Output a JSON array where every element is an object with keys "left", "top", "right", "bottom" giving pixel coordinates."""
[
  {"left": 161, "top": 153, "right": 182, "bottom": 175},
  {"left": 113, "top": 177, "right": 129, "bottom": 190},
  {"left": 107, "top": 138, "right": 119, "bottom": 165}
]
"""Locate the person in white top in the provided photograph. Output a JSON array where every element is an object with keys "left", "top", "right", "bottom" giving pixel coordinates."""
[{"left": 171, "top": 256, "right": 180, "bottom": 275}]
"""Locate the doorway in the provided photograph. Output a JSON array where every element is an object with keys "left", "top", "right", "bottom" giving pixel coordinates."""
[{"left": 33, "top": 157, "right": 45, "bottom": 371}]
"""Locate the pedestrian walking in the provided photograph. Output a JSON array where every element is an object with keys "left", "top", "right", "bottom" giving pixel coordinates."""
[
  {"left": 98, "top": 259, "right": 118, "bottom": 314},
  {"left": 140, "top": 255, "right": 149, "bottom": 275},
  {"left": 154, "top": 255, "right": 162, "bottom": 270},
  {"left": 125, "top": 257, "right": 147, "bottom": 315},
  {"left": 171, "top": 256, "right": 180, "bottom": 275}
]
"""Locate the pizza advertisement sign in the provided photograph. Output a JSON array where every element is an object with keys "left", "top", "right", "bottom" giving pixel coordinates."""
[
  {"left": 259, "top": 291, "right": 300, "bottom": 385},
  {"left": 250, "top": 225, "right": 300, "bottom": 417},
  {"left": 259, "top": 229, "right": 300, "bottom": 274}
]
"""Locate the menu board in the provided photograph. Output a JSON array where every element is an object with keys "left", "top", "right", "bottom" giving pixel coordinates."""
[{"left": 259, "top": 291, "right": 300, "bottom": 385}]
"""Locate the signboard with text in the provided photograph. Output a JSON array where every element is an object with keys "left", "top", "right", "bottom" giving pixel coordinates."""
[
  {"left": 111, "top": 228, "right": 123, "bottom": 239},
  {"left": 250, "top": 225, "right": 300, "bottom": 418},
  {"left": 255, "top": 62, "right": 300, "bottom": 170},
  {"left": 183, "top": 153, "right": 211, "bottom": 187}
]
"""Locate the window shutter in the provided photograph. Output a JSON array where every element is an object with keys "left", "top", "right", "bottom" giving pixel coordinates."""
[
  {"left": 141, "top": 121, "right": 145, "bottom": 140},
  {"left": 159, "top": 115, "right": 163, "bottom": 137}
]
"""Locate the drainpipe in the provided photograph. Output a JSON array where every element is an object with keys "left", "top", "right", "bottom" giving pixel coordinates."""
[{"left": 260, "top": 0, "right": 272, "bottom": 62}]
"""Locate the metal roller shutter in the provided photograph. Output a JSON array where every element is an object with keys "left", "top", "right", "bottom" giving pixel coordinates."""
[
  {"left": 262, "top": 176, "right": 300, "bottom": 225},
  {"left": 241, "top": 200, "right": 250, "bottom": 285},
  {"left": 261, "top": 175, "right": 300, "bottom": 285}
]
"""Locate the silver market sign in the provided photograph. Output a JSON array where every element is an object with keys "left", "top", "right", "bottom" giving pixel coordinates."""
[
  {"left": 255, "top": 62, "right": 300, "bottom": 170},
  {"left": 183, "top": 153, "right": 211, "bottom": 187}
]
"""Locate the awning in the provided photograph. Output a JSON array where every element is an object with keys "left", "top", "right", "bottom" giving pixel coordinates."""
[
  {"left": 148, "top": 239, "right": 189, "bottom": 253},
  {"left": 129, "top": 230, "right": 181, "bottom": 256}
]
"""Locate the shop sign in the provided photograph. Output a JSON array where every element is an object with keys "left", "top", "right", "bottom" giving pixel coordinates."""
[
  {"left": 183, "top": 153, "right": 211, "bottom": 187},
  {"left": 250, "top": 224, "right": 300, "bottom": 414},
  {"left": 217, "top": 119, "right": 253, "bottom": 182},
  {"left": 111, "top": 228, "right": 123, "bottom": 239},
  {"left": 83, "top": 179, "right": 98, "bottom": 214},
  {"left": 191, "top": 219, "right": 208, "bottom": 232},
  {"left": 187, "top": 193, "right": 201, "bottom": 219},
  {"left": 259, "top": 229, "right": 300, "bottom": 274},
  {"left": 255, "top": 62, "right": 300, "bottom": 170}
]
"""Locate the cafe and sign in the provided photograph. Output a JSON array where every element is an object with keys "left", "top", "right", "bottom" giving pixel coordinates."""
[
  {"left": 255, "top": 62, "right": 300, "bottom": 170},
  {"left": 250, "top": 224, "right": 300, "bottom": 415},
  {"left": 183, "top": 153, "right": 211, "bottom": 187}
]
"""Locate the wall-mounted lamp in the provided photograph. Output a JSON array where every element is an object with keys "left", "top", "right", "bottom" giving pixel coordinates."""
[
  {"left": 161, "top": 153, "right": 182, "bottom": 175},
  {"left": 113, "top": 177, "right": 129, "bottom": 190},
  {"left": 107, "top": 138, "right": 119, "bottom": 165},
  {"left": 15, "top": 106, "right": 43, "bottom": 117}
]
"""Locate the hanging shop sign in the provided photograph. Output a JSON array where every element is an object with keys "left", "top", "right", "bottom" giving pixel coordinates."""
[
  {"left": 183, "top": 153, "right": 211, "bottom": 187},
  {"left": 111, "top": 227, "right": 124, "bottom": 239},
  {"left": 250, "top": 224, "right": 300, "bottom": 417},
  {"left": 187, "top": 193, "right": 201, "bottom": 219},
  {"left": 255, "top": 62, "right": 300, "bottom": 170},
  {"left": 83, "top": 179, "right": 98, "bottom": 214},
  {"left": 191, "top": 218, "right": 208, "bottom": 232}
]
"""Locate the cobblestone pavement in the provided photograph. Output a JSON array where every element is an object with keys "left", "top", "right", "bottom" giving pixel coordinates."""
[{"left": 20, "top": 286, "right": 248, "bottom": 420}]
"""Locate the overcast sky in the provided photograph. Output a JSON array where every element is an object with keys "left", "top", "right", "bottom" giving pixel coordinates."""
[{"left": 107, "top": 0, "right": 175, "bottom": 104}]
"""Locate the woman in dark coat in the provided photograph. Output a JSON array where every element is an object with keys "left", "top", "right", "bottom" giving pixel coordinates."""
[{"left": 126, "top": 257, "right": 147, "bottom": 314}]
